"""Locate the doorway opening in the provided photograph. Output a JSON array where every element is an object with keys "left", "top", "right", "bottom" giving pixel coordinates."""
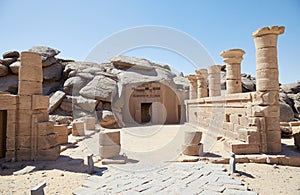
[
  {"left": 0, "top": 110, "right": 7, "bottom": 158},
  {"left": 141, "top": 103, "right": 152, "bottom": 123}
]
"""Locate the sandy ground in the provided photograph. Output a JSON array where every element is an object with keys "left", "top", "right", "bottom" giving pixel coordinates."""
[{"left": 0, "top": 124, "right": 299, "bottom": 194}]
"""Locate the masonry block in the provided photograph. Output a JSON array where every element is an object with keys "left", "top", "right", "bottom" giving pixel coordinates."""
[
  {"left": 5, "top": 150, "right": 15, "bottom": 162},
  {"left": 36, "top": 146, "right": 60, "bottom": 161},
  {"left": 99, "top": 145, "right": 121, "bottom": 159},
  {"left": 252, "top": 91, "right": 279, "bottom": 106},
  {"left": 18, "top": 80, "right": 42, "bottom": 95},
  {"left": 267, "top": 142, "right": 281, "bottom": 153},
  {"left": 229, "top": 114, "right": 239, "bottom": 124},
  {"left": 184, "top": 131, "right": 202, "bottom": 145},
  {"left": 18, "top": 95, "right": 32, "bottom": 110},
  {"left": 38, "top": 133, "right": 58, "bottom": 150},
  {"left": 6, "top": 122, "right": 16, "bottom": 138},
  {"left": 265, "top": 117, "right": 280, "bottom": 131},
  {"left": 19, "top": 65, "right": 43, "bottom": 82},
  {"left": 224, "top": 140, "right": 260, "bottom": 154},
  {"left": 54, "top": 125, "right": 68, "bottom": 136},
  {"left": 72, "top": 122, "right": 85, "bottom": 136},
  {"left": 0, "top": 96, "right": 17, "bottom": 110},
  {"left": 99, "top": 130, "right": 120, "bottom": 146},
  {"left": 20, "top": 51, "right": 42, "bottom": 68},
  {"left": 32, "top": 95, "right": 49, "bottom": 110},
  {"left": 6, "top": 138, "right": 15, "bottom": 151},
  {"left": 182, "top": 144, "right": 203, "bottom": 156},
  {"left": 57, "top": 135, "right": 68, "bottom": 145},
  {"left": 266, "top": 131, "right": 281, "bottom": 142},
  {"left": 33, "top": 111, "right": 49, "bottom": 122},
  {"left": 84, "top": 117, "right": 96, "bottom": 130},
  {"left": 16, "top": 148, "right": 31, "bottom": 161},
  {"left": 37, "top": 121, "right": 54, "bottom": 136},
  {"left": 16, "top": 136, "right": 31, "bottom": 149}
]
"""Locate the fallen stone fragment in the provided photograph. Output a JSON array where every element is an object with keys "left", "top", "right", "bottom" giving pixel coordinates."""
[{"left": 13, "top": 165, "right": 36, "bottom": 176}]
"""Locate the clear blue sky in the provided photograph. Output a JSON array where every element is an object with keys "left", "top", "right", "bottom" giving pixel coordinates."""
[{"left": 0, "top": 0, "right": 299, "bottom": 84}]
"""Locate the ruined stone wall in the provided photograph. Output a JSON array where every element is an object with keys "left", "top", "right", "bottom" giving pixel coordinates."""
[
  {"left": 0, "top": 52, "right": 60, "bottom": 161},
  {"left": 185, "top": 26, "right": 285, "bottom": 154}
]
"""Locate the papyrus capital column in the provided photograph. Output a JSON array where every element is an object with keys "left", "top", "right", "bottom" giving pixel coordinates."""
[
  {"left": 220, "top": 49, "right": 245, "bottom": 94},
  {"left": 207, "top": 65, "right": 221, "bottom": 97},
  {"left": 195, "top": 69, "right": 208, "bottom": 98},
  {"left": 187, "top": 74, "right": 197, "bottom": 99},
  {"left": 252, "top": 26, "right": 285, "bottom": 153}
]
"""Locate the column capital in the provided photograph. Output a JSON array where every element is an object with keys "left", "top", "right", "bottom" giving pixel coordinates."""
[
  {"left": 220, "top": 49, "right": 245, "bottom": 64},
  {"left": 195, "top": 69, "right": 208, "bottom": 79},
  {"left": 187, "top": 74, "right": 197, "bottom": 82},
  {"left": 252, "top": 26, "right": 285, "bottom": 37}
]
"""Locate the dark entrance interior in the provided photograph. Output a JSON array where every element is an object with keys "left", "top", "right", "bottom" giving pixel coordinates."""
[
  {"left": 141, "top": 103, "right": 152, "bottom": 123},
  {"left": 0, "top": 110, "right": 7, "bottom": 158}
]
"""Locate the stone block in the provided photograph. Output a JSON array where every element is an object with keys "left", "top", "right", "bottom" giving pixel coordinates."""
[
  {"left": 225, "top": 140, "right": 260, "bottom": 154},
  {"left": 253, "top": 34, "right": 278, "bottom": 49},
  {"left": 20, "top": 51, "right": 42, "bottom": 68},
  {"left": 6, "top": 138, "right": 15, "bottom": 150},
  {"left": 16, "top": 148, "right": 31, "bottom": 161},
  {"left": 289, "top": 121, "right": 300, "bottom": 126},
  {"left": 266, "top": 130, "right": 281, "bottom": 142},
  {"left": 33, "top": 111, "right": 49, "bottom": 122},
  {"left": 16, "top": 136, "right": 31, "bottom": 149},
  {"left": 5, "top": 150, "right": 15, "bottom": 162},
  {"left": 252, "top": 91, "right": 279, "bottom": 106},
  {"left": 0, "top": 96, "right": 17, "bottom": 110},
  {"left": 252, "top": 105, "right": 279, "bottom": 118},
  {"left": 54, "top": 124, "right": 68, "bottom": 136},
  {"left": 57, "top": 135, "right": 68, "bottom": 145},
  {"left": 99, "top": 130, "right": 120, "bottom": 146},
  {"left": 256, "top": 78, "right": 279, "bottom": 91},
  {"left": 256, "top": 47, "right": 277, "bottom": 58},
  {"left": 32, "top": 95, "right": 49, "bottom": 110},
  {"left": 239, "top": 116, "right": 249, "bottom": 127},
  {"left": 266, "top": 142, "right": 281, "bottom": 153},
  {"left": 84, "top": 117, "right": 96, "bottom": 130},
  {"left": 18, "top": 95, "right": 32, "bottom": 110},
  {"left": 18, "top": 80, "right": 42, "bottom": 95},
  {"left": 207, "top": 65, "right": 221, "bottom": 74},
  {"left": 19, "top": 65, "right": 43, "bottom": 82},
  {"left": 99, "top": 144, "right": 121, "bottom": 159},
  {"left": 38, "top": 133, "right": 58, "bottom": 150},
  {"left": 208, "top": 78, "right": 221, "bottom": 84},
  {"left": 182, "top": 144, "right": 203, "bottom": 156},
  {"left": 37, "top": 121, "right": 54, "bottom": 136},
  {"left": 36, "top": 146, "right": 60, "bottom": 161},
  {"left": 223, "top": 122, "right": 234, "bottom": 131},
  {"left": 238, "top": 129, "right": 260, "bottom": 144},
  {"left": 226, "top": 66, "right": 241, "bottom": 80},
  {"left": 256, "top": 68, "right": 278, "bottom": 79},
  {"left": 48, "top": 90, "right": 65, "bottom": 113},
  {"left": 248, "top": 117, "right": 265, "bottom": 131},
  {"left": 6, "top": 122, "right": 16, "bottom": 138},
  {"left": 224, "top": 130, "right": 239, "bottom": 140},
  {"left": 72, "top": 122, "right": 85, "bottom": 136},
  {"left": 256, "top": 57, "right": 278, "bottom": 65},
  {"left": 184, "top": 131, "right": 202, "bottom": 145},
  {"left": 265, "top": 117, "right": 280, "bottom": 131}
]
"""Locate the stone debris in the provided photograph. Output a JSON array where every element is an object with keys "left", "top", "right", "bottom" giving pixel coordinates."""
[{"left": 13, "top": 165, "right": 36, "bottom": 176}]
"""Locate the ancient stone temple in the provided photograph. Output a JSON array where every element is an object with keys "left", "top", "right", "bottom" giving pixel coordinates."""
[
  {"left": 0, "top": 52, "right": 60, "bottom": 161},
  {"left": 185, "top": 26, "right": 285, "bottom": 154}
]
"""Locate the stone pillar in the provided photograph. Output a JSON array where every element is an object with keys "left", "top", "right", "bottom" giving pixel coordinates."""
[
  {"left": 252, "top": 26, "right": 285, "bottom": 153},
  {"left": 220, "top": 49, "right": 245, "bottom": 94},
  {"left": 187, "top": 74, "right": 197, "bottom": 99},
  {"left": 207, "top": 65, "right": 221, "bottom": 97},
  {"left": 195, "top": 69, "right": 208, "bottom": 98}
]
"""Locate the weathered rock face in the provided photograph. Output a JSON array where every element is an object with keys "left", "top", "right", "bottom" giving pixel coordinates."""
[
  {"left": 79, "top": 75, "right": 117, "bottom": 102},
  {"left": 279, "top": 102, "right": 294, "bottom": 122},
  {"left": 0, "top": 74, "right": 18, "bottom": 93},
  {"left": 9, "top": 61, "right": 21, "bottom": 74},
  {"left": 2, "top": 51, "right": 20, "bottom": 59},
  {"left": 110, "top": 55, "right": 154, "bottom": 71},
  {"left": 0, "top": 64, "right": 9, "bottom": 77},
  {"left": 29, "top": 46, "right": 60, "bottom": 61}
]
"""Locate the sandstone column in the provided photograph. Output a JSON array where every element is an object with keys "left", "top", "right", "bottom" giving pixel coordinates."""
[
  {"left": 208, "top": 65, "right": 221, "bottom": 97},
  {"left": 253, "top": 26, "right": 285, "bottom": 153},
  {"left": 195, "top": 69, "right": 208, "bottom": 98},
  {"left": 187, "top": 75, "right": 197, "bottom": 99},
  {"left": 220, "top": 49, "right": 245, "bottom": 94}
]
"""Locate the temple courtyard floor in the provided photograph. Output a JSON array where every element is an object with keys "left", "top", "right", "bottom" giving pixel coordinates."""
[{"left": 0, "top": 124, "right": 299, "bottom": 194}]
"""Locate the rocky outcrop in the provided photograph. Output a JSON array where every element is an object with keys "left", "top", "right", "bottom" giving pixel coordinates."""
[{"left": 279, "top": 102, "right": 294, "bottom": 122}]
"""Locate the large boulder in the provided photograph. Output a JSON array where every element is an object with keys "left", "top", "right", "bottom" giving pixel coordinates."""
[
  {"left": 241, "top": 74, "right": 256, "bottom": 92},
  {"left": 9, "top": 61, "right": 20, "bottom": 75},
  {"left": 43, "top": 80, "right": 63, "bottom": 95},
  {"left": 281, "top": 82, "right": 300, "bottom": 94},
  {"left": 0, "top": 58, "right": 17, "bottom": 66},
  {"left": 2, "top": 51, "right": 19, "bottom": 59},
  {"left": 110, "top": 55, "right": 154, "bottom": 71},
  {"left": 43, "top": 63, "right": 63, "bottom": 81},
  {"left": 0, "top": 64, "right": 9, "bottom": 77},
  {"left": 280, "top": 102, "right": 294, "bottom": 122},
  {"left": 29, "top": 46, "right": 60, "bottom": 60},
  {"left": 79, "top": 75, "right": 116, "bottom": 101},
  {"left": 42, "top": 56, "right": 57, "bottom": 67},
  {"left": 0, "top": 74, "right": 18, "bottom": 93},
  {"left": 100, "top": 110, "right": 117, "bottom": 128},
  {"left": 49, "top": 90, "right": 66, "bottom": 114},
  {"left": 63, "top": 76, "right": 87, "bottom": 95},
  {"left": 73, "top": 96, "right": 97, "bottom": 112}
]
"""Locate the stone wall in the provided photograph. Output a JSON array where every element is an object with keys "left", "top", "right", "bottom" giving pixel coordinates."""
[
  {"left": 185, "top": 26, "right": 285, "bottom": 154},
  {"left": 0, "top": 52, "right": 60, "bottom": 161}
]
